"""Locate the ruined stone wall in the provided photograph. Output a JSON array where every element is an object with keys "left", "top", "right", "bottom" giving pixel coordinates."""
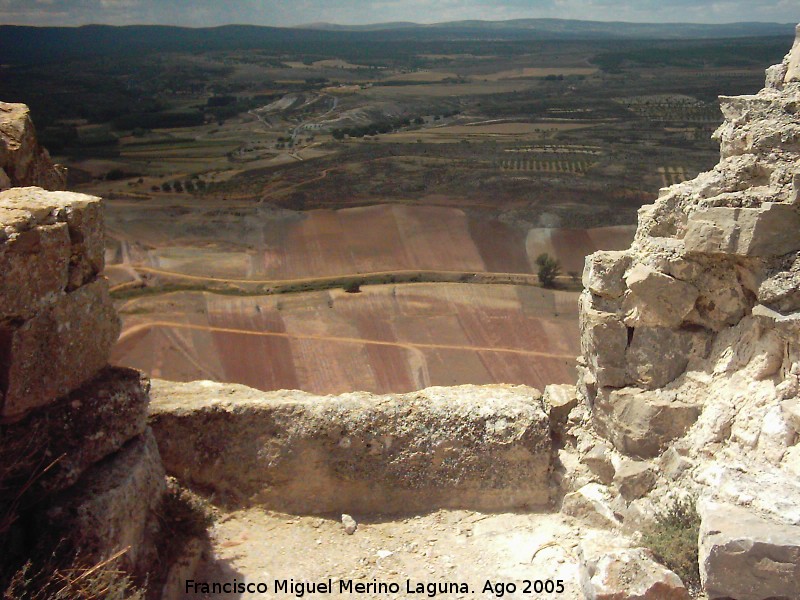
[
  {"left": 0, "top": 103, "right": 66, "bottom": 192},
  {"left": 0, "top": 184, "right": 165, "bottom": 586},
  {"left": 576, "top": 24, "right": 800, "bottom": 600}
]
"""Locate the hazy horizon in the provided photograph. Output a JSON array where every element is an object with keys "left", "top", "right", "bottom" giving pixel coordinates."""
[{"left": 1, "top": 0, "right": 798, "bottom": 28}]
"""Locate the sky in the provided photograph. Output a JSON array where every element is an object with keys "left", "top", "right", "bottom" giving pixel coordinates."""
[{"left": 1, "top": 0, "right": 798, "bottom": 28}]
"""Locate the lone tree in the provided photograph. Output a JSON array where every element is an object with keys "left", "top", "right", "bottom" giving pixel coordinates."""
[{"left": 536, "top": 253, "right": 561, "bottom": 288}]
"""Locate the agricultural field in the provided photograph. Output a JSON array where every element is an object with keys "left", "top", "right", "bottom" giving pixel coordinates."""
[
  {"left": 3, "top": 27, "right": 789, "bottom": 395},
  {"left": 113, "top": 283, "right": 580, "bottom": 394}
]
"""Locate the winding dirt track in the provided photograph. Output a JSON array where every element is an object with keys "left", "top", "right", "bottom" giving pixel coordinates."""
[{"left": 118, "top": 319, "right": 576, "bottom": 359}]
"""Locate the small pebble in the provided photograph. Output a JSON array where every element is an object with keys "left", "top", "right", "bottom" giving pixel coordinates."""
[{"left": 342, "top": 514, "right": 358, "bottom": 535}]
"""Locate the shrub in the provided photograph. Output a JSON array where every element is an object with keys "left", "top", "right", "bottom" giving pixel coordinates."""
[
  {"left": 535, "top": 253, "right": 561, "bottom": 288},
  {"left": 642, "top": 496, "right": 701, "bottom": 591},
  {"left": 343, "top": 280, "right": 361, "bottom": 294}
]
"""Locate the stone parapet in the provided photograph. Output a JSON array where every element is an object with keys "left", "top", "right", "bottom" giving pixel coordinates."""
[{"left": 150, "top": 380, "right": 552, "bottom": 514}]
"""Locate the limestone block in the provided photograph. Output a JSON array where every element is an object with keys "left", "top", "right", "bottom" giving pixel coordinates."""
[
  {"left": 593, "top": 388, "right": 701, "bottom": 459},
  {"left": 783, "top": 399, "right": 800, "bottom": 433},
  {"left": 758, "top": 263, "right": 800, "bottom": 314},
  {"left": 0, "top": 167, "right": 9, "bottom": 190},
  {"left": 562, "top": 483, "right": 621, "bottom": 529},
  {"left": 684, "top": 203, "right": 800, "bottom": 258},
  {"left": 0, "top": 102, "right": 66, "bottom": 190},
  {"left": 0, "top": 278, "right": 121, "bottom": 419},
  {"left": 0, "top": 187, "right": 104, "bottom": 292},
  {"left": 41, "top": 429, "right": 166, "bottom": 578},
  {"left": 786, "top": 24, "right": 800, "bottom": 83},
  {"left": 150, "top": 380, "right": 552, "bottom": 514},
  {"left": 658, "top": 447, "right": 692, "bottom": 480},
  {"left": 613, "top": 459, "right": 657, "bottom": 502},
  {"left": 580, "top": 292, "right": 629, "bottom": 388},
  {"left": 544, "top": 383, "right": 579, "bottom": 431},
  {"left": 623, "top": 265, "right": 698, "bottom": 328},
  {"left": 581, "top": 443, "right": 616, "bottom": 485},
  {"left": 626, "top": 327, "right": 708, "bottom": 389},
  {"left": 0, "top": 367, "right": 150, "bottom": 495},
  {"left": 580, "top": 547, "right": 689, "bottom": 600},
  {"left": 0, "top": 222, "right": 70, "bottom": 318},
  {"left": 583, "top": 251, "right": 631, "bottom": 299},
  {"left": 699, "top": 500, "right": 800, "bottom": 600}
]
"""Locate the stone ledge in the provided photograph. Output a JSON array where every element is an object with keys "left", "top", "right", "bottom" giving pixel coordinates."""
[
  {"left": 40, "top": 429, "right": 166, "bottom": 580},
  {"left": 0, "top": 278, "right": 121, "bottom": 419},
  {"left": 149, "top": 380, "right": 552, "bottom": 514},
  {"left": 0, "top": 187, "right": 104, "bottom": 302},
  {"left": 0, "top": 366, "right": 150, "bottom": 496}
]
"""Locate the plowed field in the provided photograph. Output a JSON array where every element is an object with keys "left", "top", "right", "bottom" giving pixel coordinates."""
[{"left": 113, "top": 283, "right": 580, "bottom": 395}]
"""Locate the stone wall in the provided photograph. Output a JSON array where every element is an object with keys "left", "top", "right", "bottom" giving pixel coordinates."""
[
  {"left": 150, "top": 380, "right": 553, "bottom": 514},
  {"left": 0, "top": 186, "right": 165, "bottom": 587},
  {"left": 575, "top": 23, "right": 800, "bottom": 600}
]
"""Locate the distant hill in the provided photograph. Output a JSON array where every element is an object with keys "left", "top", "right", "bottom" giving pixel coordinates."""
[
  {"left": 0, "top": 20, "right": 795, "bottom": 65},
  {"left": 296, "top": 18, "right": 795, "bottom": 38}
]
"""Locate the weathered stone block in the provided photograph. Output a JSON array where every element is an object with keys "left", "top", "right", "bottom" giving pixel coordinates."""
[
  {"left": 150, "top": 380, "right": 552, "bottom": 514},
  {"left": 0, "top": 278, "right": 121, "bottom": 419},
  {"left": 593, "top": 388, "right": 701, "bottom": 458},
  {"left": 0, "top": 187, "right": 104, "bottom": 291},
  {"left": 562, "top": 483, "right": 621, "bottom": 529},
  {"left": 580, "top": 547, "right": 689, "bottom": 600},
  {"left": 41, "top": 429, "right": 166, "bottom": 578},
  {"left": 786, "top": 24, "right": 800, "bottom": 83},
  {"left": 699, "top": 500, "right": 800, "bottom": 600},
  {"left": 580, "top": 292, "right": 629, "bottom": 389},
  {"left": 582, "top": 443, "right": 616, "bottom": 484},
  {"left": 626, "top": 327, "right": 708, "bottom": 389},
  {"left": 624, "top": 264, "right": 698, "bottom": 328},
  {"left": 684, "top": 203, "right": 800, "bottom": 258},
  {"left": 544, "top": 383, "right": 579, "bottom": 431},
  {"left": 0, "top": 103, "right": 66, "bottom": 190},
  {"left": 583, "top": 251, "right": 631, "bottom": 299},
  {"left": 0, "top": 367, "right": 150, "bottom": 495},
  {"left": 613, "top": 459, "right": 657, "bottom": 502},
  {"left": 0, "top": 222, "right": 70, "bottom": 318}
]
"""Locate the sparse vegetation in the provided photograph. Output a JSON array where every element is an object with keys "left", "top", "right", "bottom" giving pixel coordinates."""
[
  {"left": 4, "top": 552, "right": 145, "bottom": 600},
  {"left": 536, "top": 253, "right": 561, "bottom": 288},
  {"left": 642, "top": 496, "right": 701, "bottom": 591}
]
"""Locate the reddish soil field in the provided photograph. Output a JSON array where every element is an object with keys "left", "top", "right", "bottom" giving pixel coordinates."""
[
  {"left": 113, "top": 283, "right": 580, "bottom": 395},
  {"left": 109, "top": 204, "right": 634, "bottom": 283}
]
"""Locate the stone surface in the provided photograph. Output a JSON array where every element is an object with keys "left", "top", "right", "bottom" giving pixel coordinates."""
[
  {"left": 0, "top": 187, "right": 105, "bottom": 304},
  {"left": 149, "top": 380, "right": 552, "bottom": 514},
  {"left": 545, "top": 383, "right": 579, "bottom": 435},
  {"left": 341, "top": 514, "right": 358, "bottom": 535},
  {"left": 593, "top": 388, "right": 700, "bottom": 459},
  {"left": 0, "top": 278, "right": 121, "bottom": 419},
  {"left": 699, "top": 500, "right": 800, "bottom": 600},
  {"left": 583, "top": 251, "right": 631, "bottom": 299},
  {"left": 41, "top": 429, "right": 166, "bottom": 578},
  {"left": 758, "top": 254, "right": 800, "bottom": 313},
  {"left": 0, "top": 366, "right": 150, "bottom": 495},
  {"left": 624, "top": 265, "right": 698, "bottom": 328},
  {"left": 684, "top": 204, "right": 800, "bottom": 258},
  {"left": 787, "top": 24, "right": 800, "bottom": 83},
  {"left": 612, "top": 459, "right": 656, "bottom": 502},
  {"left": 0, "top": 102, "right": 66, "bottom": 191},
  {"left": 0, "top": 222, "right": 69, "bottom": 318},
  {"left": 625, "top": 327, "right": 708, "bottom": 389},
  {"left": 582, "top": 443, "right": 616, "bottom": 485},
  {"left": 561, "top": 483, "right": 621, "bottom": 529},
  {"left": 580, "top": 292, "right": 629, "bottom": 389},
  {"left": 580, "top": 547, "right": 689, "bottom": 600}
]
